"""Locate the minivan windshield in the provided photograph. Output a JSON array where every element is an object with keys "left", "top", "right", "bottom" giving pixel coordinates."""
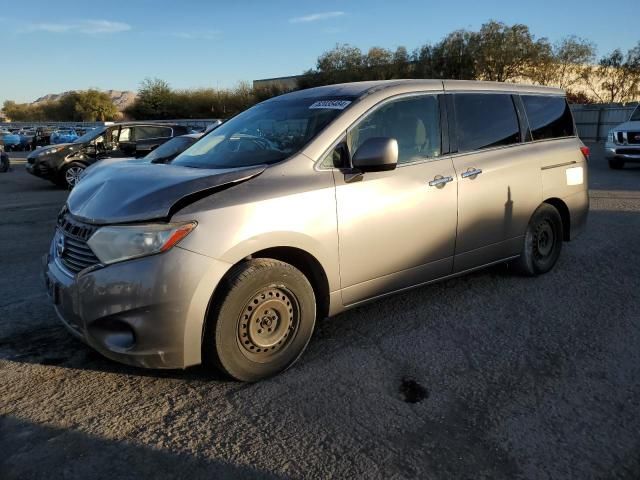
[
  {"left": 74, "top": 127, "right": 105, "bottom": 144},
  {"left": 171, "top": 97, "right": 354, "bottom": 169}
]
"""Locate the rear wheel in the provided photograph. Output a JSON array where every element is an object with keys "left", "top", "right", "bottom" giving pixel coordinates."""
[
  {"left": 608, "top": 159, "right": 624, "bottom": 169},
  {"left": 203, "top": 259, "right": 316, "bottom": 382},
  {"left": 59, "top": 162, "right": 86, "bottom": 189},
  {"left": 513, "top": 203, "right": 563, "bottom": 276}
]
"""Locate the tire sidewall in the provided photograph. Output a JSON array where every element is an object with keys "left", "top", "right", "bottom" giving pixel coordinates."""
[
  {"left": 211, "top": 261, "right": 316, "bottom": 382},
  {"left": 524, "top": 204, "right": 563, "bottom": 275}
]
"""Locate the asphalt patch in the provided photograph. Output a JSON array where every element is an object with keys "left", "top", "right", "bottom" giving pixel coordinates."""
[{"left": 399, "top": 376, "right": 428, "bottom": 404}]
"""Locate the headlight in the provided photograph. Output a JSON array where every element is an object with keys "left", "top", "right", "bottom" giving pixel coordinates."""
[
  {"left": 607, "top": 132, "right": 615, "bottom": 143},
  {"left": 37, "top": 146, "right": 65, "bottom": 157},
  {"left": 87, "top": 222, "right": 197, "bottom": 265}
]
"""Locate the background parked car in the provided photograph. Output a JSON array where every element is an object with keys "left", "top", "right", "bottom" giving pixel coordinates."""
[
  {"left": 1, "top": 132, "right": 22, "bottom": 151},
  {"left": 0, "top": 147, "right": 9, "bottom": 172},
  {"left": 26, "top": 122, "right": 190, "bottom": 188},
  {"left": 33, "top": 126, "right": 54, "bottom": 148},
  {"left": 0, "top": 129, "right": 11, "bottom": 148},
  {"left": 50, "top": 129, "right": 79, "bottom": 144},
  {"left": 19, "top": 129, "right": 36, "bottom": 151},
  {"left": 605, "top": 104, "right": 640, "bottom": 169}
]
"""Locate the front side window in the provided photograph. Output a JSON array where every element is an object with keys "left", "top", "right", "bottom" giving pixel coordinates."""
[
  {"left": 172, "top": 97, "right": 354, "bottom": 169},
  {"left": 74, "top": 127, "right": 104, "bottom": 144},
  {"left": 629, "top": 105, "right": 640, "bottom": 121},
  {"left": 521, "top": 95, "right": 575, "bottom": 140},
  {"left": 454, "top": 93, "right": 521, "bottom": 152},
  {"left": 348, "top": 95, "right": 441, "bottom": 165}
]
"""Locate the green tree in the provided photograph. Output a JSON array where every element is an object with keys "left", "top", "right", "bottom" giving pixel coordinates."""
[
  {"left": 585, "top": 43, "right": 640, "bottom": 102},
  {"left": 472, "top": 21, "right": 549, "bottom": 82},
  {"left": 75, "top": 89, "right": 119, "bottom": 121},
  {"left": 430, "top": 29, "right": 477, "bottom": 79},
  {"left": 125, "top": 78, "right": 175, "bottom": 119},
  {"left": 530, "top": 36, "right": 596, "bottom": 89}
]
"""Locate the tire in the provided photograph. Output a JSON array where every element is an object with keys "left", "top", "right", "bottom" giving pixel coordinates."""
[
  {"left": 608, "top": 159, "right": 624, "bottom": 169},
  {"left": 203, "top": 258, "right": 316, "bottom": 382},
  {"left": 0, "top": 155, "right": 9, "bottom": 173},
  {"left": 512, "top": 203, "right": 563, "bottom": 276},
  {"left": 59, "top": 162, "right": 86, "bottom": 189}
]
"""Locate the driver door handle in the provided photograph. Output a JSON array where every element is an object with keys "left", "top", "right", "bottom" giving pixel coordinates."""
[{"left": 428, "top": 175, "right": 453, "bottom": 188}]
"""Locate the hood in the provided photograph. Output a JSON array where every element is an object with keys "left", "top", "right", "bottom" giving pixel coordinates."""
[
  {"left": 67, "top": 161, "right": 266, "bottom": 224},
  {"left": 611, "top": 120, "right": 640, "bottom": 132},
  {"left": 28, "top": 143, "right": 79, "bottom": 162}
]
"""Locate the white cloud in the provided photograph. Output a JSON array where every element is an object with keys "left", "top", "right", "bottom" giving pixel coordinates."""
[
  {"left": 289, "top": 11, "right": 345, "bottom": 23},
  {"left": 26, "top": 19, "right": 131, "bottom": 34}
]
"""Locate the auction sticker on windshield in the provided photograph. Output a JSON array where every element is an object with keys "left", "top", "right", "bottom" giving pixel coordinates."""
[{"left": 309, "top": 100, "right": 352, "bottom": 110}]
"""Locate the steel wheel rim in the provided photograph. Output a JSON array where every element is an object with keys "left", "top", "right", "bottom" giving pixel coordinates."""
[
  {"left": 533, "top": 220, "right": 555, "bottom": 259},
  {"left": 65, "top": 166, "right": 84, "bottom": 187},
  {"left": 237, "top": 286, "right": 299, "bottom": 361}
]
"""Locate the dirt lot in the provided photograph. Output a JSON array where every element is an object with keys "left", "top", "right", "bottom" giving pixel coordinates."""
[{"left": 1, "top": 145, "right": 639, "bottom": 479}]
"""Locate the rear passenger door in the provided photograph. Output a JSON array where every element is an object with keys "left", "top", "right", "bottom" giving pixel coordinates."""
[{"left": 448, "top": 92, "right": 542, "bottom": 272}]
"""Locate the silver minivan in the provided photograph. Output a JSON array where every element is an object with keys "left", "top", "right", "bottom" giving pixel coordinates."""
[{"left": 45, "top": 80, "right": 589, "bottom": 381}]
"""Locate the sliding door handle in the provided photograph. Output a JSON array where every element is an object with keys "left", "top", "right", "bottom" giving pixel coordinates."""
[{"left": 461, "top": 168, "right": 483, "bottom": 179}]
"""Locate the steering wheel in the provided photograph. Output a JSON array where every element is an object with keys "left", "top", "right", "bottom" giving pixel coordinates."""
[{"left": 225, "top": 135, "right": 270, "bottom": 153}]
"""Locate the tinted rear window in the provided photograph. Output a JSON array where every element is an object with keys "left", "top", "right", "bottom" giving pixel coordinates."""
[
  {"left": 137, "top": 126, "right": 173, "bottom": 140},
  {"left": 521, "top": 95, "right": 574, "bottom": 140},
  {"left": 454, "top": 94, "right": 521, "bottom": 152}
]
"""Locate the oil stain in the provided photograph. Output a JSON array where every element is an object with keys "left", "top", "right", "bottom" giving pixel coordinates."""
[{"left": 399, "top": 376, "right": 428, "bottom": 403}]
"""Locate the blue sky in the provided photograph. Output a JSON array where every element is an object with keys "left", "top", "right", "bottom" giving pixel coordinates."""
[{"left": 0, "top": 0, "right": 638, "bottom": 104}]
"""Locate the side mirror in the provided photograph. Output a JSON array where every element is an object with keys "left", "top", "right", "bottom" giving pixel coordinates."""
[{"left": 352, "top": 137, "right": 398, "bottom": 172}]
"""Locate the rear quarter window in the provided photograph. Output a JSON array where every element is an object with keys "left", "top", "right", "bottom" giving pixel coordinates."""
[
  {"left": 454, "top": 93, "right": 521, "bottom": 152},
  {"left": 521, "top": 95, "right": 575, "bottom": 140},
  {"left": 137, "top": 126, "right": 173, "bottom": 140}
]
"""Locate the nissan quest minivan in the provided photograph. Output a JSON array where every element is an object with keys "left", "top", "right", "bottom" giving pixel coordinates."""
[{"left": 44, "top": 80, "right": 589, "bottom": 381}]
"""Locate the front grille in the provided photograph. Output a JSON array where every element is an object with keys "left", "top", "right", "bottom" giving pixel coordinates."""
[
  {"left": 626, "top": 132, "right": 640, "bottom": 145},
  {"left": 616, "top": 132, "right": 624, "bottom": 143},
  {"left": 56, "top": 214, "right": 100, "bottom": 275},
  {"left": 616, "top": 148, "right": 640, "bottom": 156}
]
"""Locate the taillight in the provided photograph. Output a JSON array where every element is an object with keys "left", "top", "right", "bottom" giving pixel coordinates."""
[{"left": 580, "top": 146, "right": 590, "bottom": 161}]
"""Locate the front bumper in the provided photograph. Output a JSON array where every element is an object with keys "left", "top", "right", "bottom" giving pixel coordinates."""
[
  {"left": 604, "top": 144, "right": 640, "bottom": 162},
  {"left": 26, "top": 158, "right": 55, "bottom": 179},
  {"left": 44, "top": 243, "right": 231, "bottom": 369}
]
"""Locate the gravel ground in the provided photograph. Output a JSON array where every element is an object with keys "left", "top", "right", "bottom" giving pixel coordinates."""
[{"left": 1, "top": 144, "right": 639, "bottom": 479}]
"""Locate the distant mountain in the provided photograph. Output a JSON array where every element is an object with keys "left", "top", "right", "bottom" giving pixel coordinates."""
[{"left": 32, "top": 90, "right": 137, "bottom": 112}]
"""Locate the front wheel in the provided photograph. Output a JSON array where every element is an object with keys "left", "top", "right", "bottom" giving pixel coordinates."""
[
  {"left": 512, "top": 203, "right": 563, "bottom": 276},
  {"left": 59, "top": 162, "right": 86, "bottom": 189},
  {"left": 203, "top": 259, "right": 316, "bottom": 382}
]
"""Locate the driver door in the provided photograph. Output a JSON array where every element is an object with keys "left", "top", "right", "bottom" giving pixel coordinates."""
[
  {"left": 333, "top": 94, "right": 458, "bottom": 305},
  {"left": 94, "top": 126, "right": 134, "bottom": 159}
]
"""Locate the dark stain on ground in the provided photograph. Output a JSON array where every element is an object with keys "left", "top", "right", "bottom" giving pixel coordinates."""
[{"left": 399, "top": 376, "right": 428, "bottom": 403}]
